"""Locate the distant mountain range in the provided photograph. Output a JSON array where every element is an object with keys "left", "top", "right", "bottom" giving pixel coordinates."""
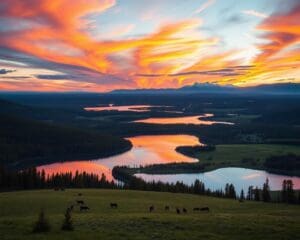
[{"left": 110, "top": 83, "right": 300, "bottom": 95}]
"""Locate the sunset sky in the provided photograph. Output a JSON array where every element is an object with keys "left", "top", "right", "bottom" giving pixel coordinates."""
[{"left": 0, "top": 0, "right": 299, "bottom": 92}]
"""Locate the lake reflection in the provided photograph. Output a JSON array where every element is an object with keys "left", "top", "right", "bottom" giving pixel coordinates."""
[
  {"left": 85, "top": 105, "right": 160, "bottom": 112},
  {"left": 37, "top": 134, "right": 300, "bottom": 192},
  {"left": 133, "top": 114, "right": 234, "bottom": 125},
  {"left": 135, "top": 167, "right": 300, "bottom": 192},
  {"left": 37, "top": 135, "right": 200, "bottom": 179}
]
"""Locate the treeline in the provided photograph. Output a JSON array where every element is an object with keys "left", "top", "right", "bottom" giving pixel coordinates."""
[
  {"left": 112, "top": 166, "right": 300, "bottom": 204},
  {"left": 0, "top": 114, "right": 132, "bottom": 168},
  {"left": 0, "top": 166, "right": 118, "bottom": 191},
  {"left": 264, "top": 154, "right": 300, "bottom": 171},
  {"left": 176, "top": 145, "right": 216, "bottom": 158},
  {"left": 1, "top": 166, "right": 299, "bottom": 204}
]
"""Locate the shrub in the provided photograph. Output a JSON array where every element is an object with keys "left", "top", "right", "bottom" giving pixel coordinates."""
[
  {"left": 61, "top": 208, "right": 74, "bottom": 231},
  {"left": 33, "top": 209, "right": 51, "bottom": 233}
]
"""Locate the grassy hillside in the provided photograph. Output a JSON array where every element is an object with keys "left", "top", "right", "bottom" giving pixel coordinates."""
[{"left": 0, "top": 189, "right": 299, "bottom": 240}]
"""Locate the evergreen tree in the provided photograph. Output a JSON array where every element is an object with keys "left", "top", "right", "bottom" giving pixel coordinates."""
[
  {"left": 282, "top": 179, "right": 295, "bottom": 203},
  {"left": 262, "top": 178, "right": 271, "bottom": 202},
  {"left": 240, "top": 189, "right": 245, "bottom": 201},
  {"left": 254, "top": 187, "right": 260, "bottom": 201},
  {"left": 247, "top": 186, "right": 253, "bottom": 200}
]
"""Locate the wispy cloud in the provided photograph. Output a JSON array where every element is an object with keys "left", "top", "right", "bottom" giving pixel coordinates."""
[
  {"left": 242, "top": 10, "right": 268, "bottom": 19},
  {"left": 194, "top": 0, "right": 215, "bottom": 14}
]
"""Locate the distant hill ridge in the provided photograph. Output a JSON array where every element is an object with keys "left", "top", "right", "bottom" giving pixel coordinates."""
[{"left": 110, "top": 83, "right": 300, "bottom": 95}]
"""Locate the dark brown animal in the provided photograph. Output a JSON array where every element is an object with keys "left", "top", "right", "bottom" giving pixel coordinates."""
[
  {"left": 76, "top": 200, "right": 85, "bottom": 205},
  {"left": 78, "top": 193, "right": 82, "bottom": 196},
  {"left": 165, "top": 206, "right": 170, "bottom": 211},
  {"left": 149, "top": 205, "right": 154, "bottom": 212},
  {"left": 182, "top": 208, "right": 187, "bottom": 213},
  {"left": 176, "top": 208, "right": 181, "bottom": 214},
  {"left": 80, "top": 205, "right": 90, "bottom": 211},
  {"left": 67, "top": 205, "right": 74, "bottom": 212},
  {"left": 193, "top": 207, "right": 200, "bottom": 211},
  {"left": 200, "top": 207, "right": 210, "bottom": 212},
  {"left": 54, "top": 187, "right": 59, "bottom": 191},
  {"left": 110, "top": 203, "right": 118, "bottom": 208}
]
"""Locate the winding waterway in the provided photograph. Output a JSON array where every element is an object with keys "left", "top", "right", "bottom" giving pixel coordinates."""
[
  {"left": 38, "top": 134, "right": 300, "bottom": 191},
  {"left": 133, "top": 114, "right": 234, "bottom": 125},
  {"left": 85, "top": 104, "right": 162, "bottom": 112},
  {"left": 37, "top": 105, "right": 300, "bottom": 192}
]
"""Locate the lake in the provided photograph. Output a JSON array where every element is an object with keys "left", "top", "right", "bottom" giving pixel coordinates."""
[
  {"left": 133, "top": 114, "right": 234, "bottom": 125},
  {"left": 85, "top": 104, "right": 163, "bottom": 112},
  {"left": 37, "top": 135, "right": 200, "bottom": 181},
  {"left": 37, "top": 134, "right": 300, "bottom": 191},
  {"left": 135, "top": 168, "right": 300, "bottom": 193}
]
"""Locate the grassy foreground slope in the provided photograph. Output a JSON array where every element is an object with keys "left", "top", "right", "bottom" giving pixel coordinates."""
[{"left": 1, "top": 189, "right": 299, "bottom": 240}]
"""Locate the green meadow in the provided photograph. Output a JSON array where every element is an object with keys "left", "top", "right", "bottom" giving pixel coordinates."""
[
  {"left": 1, "top": 189, "right": 299, "bottom": 240},
  {"left": 192, "top": 144, "right": 300, "bottom": 174}
]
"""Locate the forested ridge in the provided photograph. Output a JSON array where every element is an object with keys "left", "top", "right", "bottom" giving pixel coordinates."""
[{"left": 0, "top": 105, "right": 131, "bottom": 168}]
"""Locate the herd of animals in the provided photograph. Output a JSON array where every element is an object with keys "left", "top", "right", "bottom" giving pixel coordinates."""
[{"left": 65, "top": 192, "right": 210, "bottom": 214}]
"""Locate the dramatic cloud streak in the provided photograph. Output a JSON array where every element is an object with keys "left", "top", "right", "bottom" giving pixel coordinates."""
[{"left": 0, "top": 0, "right": 299, "bottom": 91}]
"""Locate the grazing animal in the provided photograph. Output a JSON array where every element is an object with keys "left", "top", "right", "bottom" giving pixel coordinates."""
[
  {"left": 165, "top": 206, "right": 170, "bottom": 211},
  {"left": 67, "top": 205, "right": 74, "bottom": 212},
  {"left": 110, "top": 203, "right": 118, "bottom": 208},
  {"left": 149, "top": 205, "right": 154, "bottom": 212},
  {"left": 182, "top": 208, "right": 187, "bottom": 213},
  {"left": 193, "top": 207, "right": 200, "bottom": 211},
  {"left": 78, "top": 193, "right": 82, "bottom": 196},
  {"left": 200, "top": 207, "right": 210, "bottom": 212},
  {"left": 80, "top": 205, "right": 90, "bottom": 211},
  {"left": 76, "top": 200, "right": 85, "bottom": 205},
  {"left": 54, "top": 187, "right": 59, "bottom": 191},
  {"left": 176, "top": 208, "right": 181, "bottom": 214}
]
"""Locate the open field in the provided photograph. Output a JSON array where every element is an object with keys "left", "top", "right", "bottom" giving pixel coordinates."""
[
  {"left": 1, "top": 189, "right": 300, "bottom": 240},
  {"left": 196, "top": 144, "right": 300, "bottom": 171}
]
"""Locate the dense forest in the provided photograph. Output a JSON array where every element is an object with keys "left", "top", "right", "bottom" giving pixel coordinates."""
[
  {"left": 264, "top": 154, "right": 300, "bottom": 171},
  {"left": 0, "top": 113, "right": 131, "bottom": 169}
]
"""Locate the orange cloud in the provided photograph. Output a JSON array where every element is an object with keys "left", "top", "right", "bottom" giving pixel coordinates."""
[{"left": 0, "top": 0, "right": 299, "bottom": 91}]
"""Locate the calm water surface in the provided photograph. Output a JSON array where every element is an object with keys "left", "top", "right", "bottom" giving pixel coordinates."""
[
  {"left": 37, "top": 134, "right": 299, "bottom": 191},
  {"left": 133, "top": 114, "right": 234, "bottom": 125},
  {"left": 85, "top": 104, "right": 163, "bottom": 112},
  {"left": 135, "top": 168, "right": 300, "bottom": 192},
  {"left": 37, "top": 135, "right": 200, "bottom": 181}
]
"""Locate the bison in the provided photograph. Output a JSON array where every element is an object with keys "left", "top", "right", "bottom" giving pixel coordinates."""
[
  {"left": 149, "top": 205, "right": 154, "bottom": 212},
  {"left": 80, "top": 205, "right": 90, "bottom": 211},
  {"left": 110, "top": 203, "right": 118, "bottom": 208}
]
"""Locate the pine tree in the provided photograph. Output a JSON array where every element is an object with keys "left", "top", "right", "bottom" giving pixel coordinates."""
[
  {"left": 254, "top": 187, "right": 260, "bottom": 201},
  {"left": 262, "top": 178, "right": 271, "bottom": 202},
  {"left": 247, "top": 186, "right": 253, "bottom": 200},
  {"left": 286, "top": 180, "right": 295, "bottom": 204},
  {"left": 240, "top": 189, "right": 245, "bottom": 201}
]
